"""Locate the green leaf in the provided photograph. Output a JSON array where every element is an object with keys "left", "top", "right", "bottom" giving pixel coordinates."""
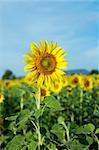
[
  {"left": 66, "top": 139, "right": 88, "bottom": 150},
  {"left": 94, "top": 105, "right": 99, "bottom": 117},
  {"left": 6, "top": 135, "right": 24, "bottom": 150},
  {"left": 25, "top": 131, "right": 35, "bottom": 142},
  {"left": 47, "top": 143, "right": 57, "bottom": 150},
  {"left": 86, "top": 135, "right": 93, "bottom": 145},
  {"left": 8, "top": 121, "right": 17, "bottom": 134},
  {"left": 34, "top": 109, "right": 43, "bottom": 119},
  {"left": 73, "top": 123, "right": 95, "bottom": 134},
  {"left": 44, "top": 96, "right": 63, "bottom": 111},
  {"left": 50, "top": 144, "right": 57, "bottom": 150},
  {"left": 58, "top": 116, "right": 65, "bottom": 124},
  {"left": 17, "top": 109, "right": 31, "bottom": 130},
  {"left": 95, "top": 128, "right": 99, "bottom": 134},
  {"left": 28, "top": 140, "right": 37, "bottom": 150},
  {"left": 51, "top": 124, "right": 66, "bottom": 144},
  {"left": 21, "top": 146, "right": 27, "bottom": 150},
  {"left": 18, "top": 109, "right": 31, "bottom": 121},
  {"left": 5, "top": 115, "right": 18, "bottom": 121}
]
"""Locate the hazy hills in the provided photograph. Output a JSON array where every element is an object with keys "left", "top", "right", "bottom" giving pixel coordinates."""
[{"left": 65, "top": 69, "right": 89, "bottom": 75}]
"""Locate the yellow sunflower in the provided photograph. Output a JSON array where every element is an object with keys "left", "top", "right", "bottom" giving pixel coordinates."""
[
  {"left": 81, "top": 76, "right": 93, "bottom": 91},
  {"left": 24, "top": 41, "right": 68, "bottom": 88},
  {"left": 4, "top": 80, "right": 11, "bottom": 87},
  {"left": 67, "top": 87, "right": 73, "bottom": 95},
  {"left": 51, "top": 80, "right": 63, "bottom": 93},
  {"left": 95, "top": 78, "right": 99, "bottom": 86},
  {"left": 4, "top": 80, "right": 20, "bottom": 88},
  {"left": 35, "top": 86, "right": 50, "bottom": 100},
  {"left": 0, "top": 94, "right": 4, "bottom": 103},
  {"left": 62, "top": 75, "right": 68, "bottom": 87},
  {"left": 24, "top": 73, "right": 34, "bottom": 85},
  {"left": 69, "top": 74, "right": 81, "bottom": 88},
  {"left": 93, "top": 75, "right": 99, "bottom": 86}
]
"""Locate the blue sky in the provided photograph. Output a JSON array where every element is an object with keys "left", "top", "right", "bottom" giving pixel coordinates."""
[{"left": 0, "top": 0, "right": 98, "bottom": 77}]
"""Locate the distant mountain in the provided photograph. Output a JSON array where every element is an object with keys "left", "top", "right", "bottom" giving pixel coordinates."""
[{"left": 65, "top": 69, "right": 89, "bottom": 75}]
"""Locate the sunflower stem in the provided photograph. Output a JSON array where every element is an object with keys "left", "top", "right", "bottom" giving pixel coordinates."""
[
  {"left": 37, "top": 88, "right": 41, "bottom": 110},
  {"left": 80, "top": 89, "right": 83, "bottom": 125},
  {"left": 36, "top": 88, "right": 42, "bottom": 150},
  {"left": 20, "top": 95, "right": 23, "bottom": 111},
  {"left": 71, "top": 104, "right": 74, "bottom": 122},
  {"left": 62, "top": 122, "right": 70, "bottom": 141}
]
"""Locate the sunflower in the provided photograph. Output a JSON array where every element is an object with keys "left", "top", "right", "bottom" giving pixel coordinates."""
[
  {"left": 81, "top": 76, "right": 93, "bottom": 91},
  {"left": 4, "top": 80, "right": 11, "bottom": 87},
  {"left": 35, "top": 86, "right": 50, "bottom": 100},
  {"left": 67, "top": 87, "right": 73, "bottom": 95},
  {"left": 24, "top": 41, "right": 67, "bottom": 88},
  {"left": 94, "top": 75, "right": 99, "bottom": 86},
  {"left": 3, "top": 80, "right": 14, "bottom": 88},
  {"left": 62, "top": 75, "right": 68, "bottom": 87},
  {"left": 0, "top": 94, "right": 4, "bottom": 103},
  {"left": 95, "top": 78, "right": 99, "bottom": 86},
  {"left": 51, "top": 80, "right": 63, "bottom": 93},
  {"left": 24, "top": 73, "right": 34, "bottom": 85},
  {"left": 69, "top": 74, "right": 81, "bottom": 88}
]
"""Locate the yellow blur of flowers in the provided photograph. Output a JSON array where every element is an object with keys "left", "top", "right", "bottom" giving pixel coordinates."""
[
  {"left": 62, "top": 75, "right": 69, "bottom": 87},
  {"left": 69, "top": 74, "right": 82, "bottom": 88},
  {"left": 23, "top": 40, "right": 68, "bottom": 88},
  {"left": 94, "top": 75, "right": 99, "bottom": 86},
  {"left": 23, "top": 73, "right": 34, "bottom": 85},
  {"left": 0, "top": 74, "right": 98, "bottom": 95},
  {"left": 81, "top": 76, "right": 93, "bottom": 91},
  {"left": 51, "top": 80, "right": 63, "bottom": 93},
  {"left": 0, "top": 94, "right": 4, "bottom": 103},
  {"left": 35, "top": 86, "right": 50, "bottom": 101},
  {"left": 67, "top": 87, "right": 73, "bottom": 95}
]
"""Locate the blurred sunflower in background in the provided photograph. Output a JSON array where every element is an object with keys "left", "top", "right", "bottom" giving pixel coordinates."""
[
  {"left": 24, "top": 40, "right": 68, "bottom": 88},
  {"left": 0, "top": 94, "right": 4, "bottom": 103},
  {"left": 3, "top": 80, "right": 16, "bottom": 88},
  {"left": 94, "top": 75, "right": 99, "bottom": 86},
  {"left": 35, "top": 86, "right": 50, "bottom": 100},
  {"left": 51, "top": 80, "right": 63, "bottom": 93},
  {"left": 24, "top": 73, "right": 34, "bottom": 85},
  {"left": 67, "top": 87, "right": 73, "bottom": 95},
  {"left": 69, "top": 74, "right": 81, "bottom": 88},
  {"left": 62, "top": 75, "right": 69, "bottom": 87},
  {"left": 81, "top": 76, "right": 93, "bottom": 91}
]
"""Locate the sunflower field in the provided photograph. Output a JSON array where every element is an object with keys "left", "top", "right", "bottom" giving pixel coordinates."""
[{"left": 0, "top": 41, "right": 99, "bottom": 150}]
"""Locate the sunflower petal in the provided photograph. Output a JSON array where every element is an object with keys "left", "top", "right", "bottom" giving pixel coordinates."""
[{"left": 37, "top": 74, "right": 44, "bottom": 87}]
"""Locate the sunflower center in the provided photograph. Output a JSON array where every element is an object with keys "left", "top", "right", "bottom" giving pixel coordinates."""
[
  {"left": 67, "top": 88, "right": 72, "bottom": 93},
  {"left": 54, "top": 84, "right": 59, "bottom": 89},
  {"left": 5, "top": 82, "right": 10, "bottom": 86},
  {"left": 41, "top": 89, "right": 46, "bottom": 96},
  {"left": 42, "top": 58, "right": 52, "bottom": 68},
  {"left": 85, "top": 80, "right": 90, "bottom": 87},
  {"left": 73, "top": 78, "right": 79, "bottom": 84},
  {"left": 28, "top": 78, "right": 31, "bottom": 81},
  {"left": 40, "top": 54, "right": 56, "bottom": 74}
]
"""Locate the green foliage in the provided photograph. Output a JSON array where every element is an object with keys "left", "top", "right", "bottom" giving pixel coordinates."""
[
  {"left": 51, "top": 124, "right": 66, "bottom": 144},
  {"left": 17, "top": 109, "right": 32, "bottom": 130},
  {"left": 65, "top": 139, "right": 88, "bottom": 150},
  {"left": 73, "top": 123, "right": 95, "bottom": 134},
  {"left": 95, "top": 128, "right": 99, "bottom": 134},
  {"left": 44, "top": 96, "right": 63, "bottom": 111},
  {"left": 0, "top": 82, "right": 99, "bottom": 150},
  {"left": 6, "top": 135, "right": 25, "bottom": 150},
  {"left": 28, "top": 140, "right": 37, "bottom": 150},
  {"left": 2, "top": 70, "right": 16, "bottom": 79},
  {"left": 89, "top": 69, "right": 99, "bottom": 74}
]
